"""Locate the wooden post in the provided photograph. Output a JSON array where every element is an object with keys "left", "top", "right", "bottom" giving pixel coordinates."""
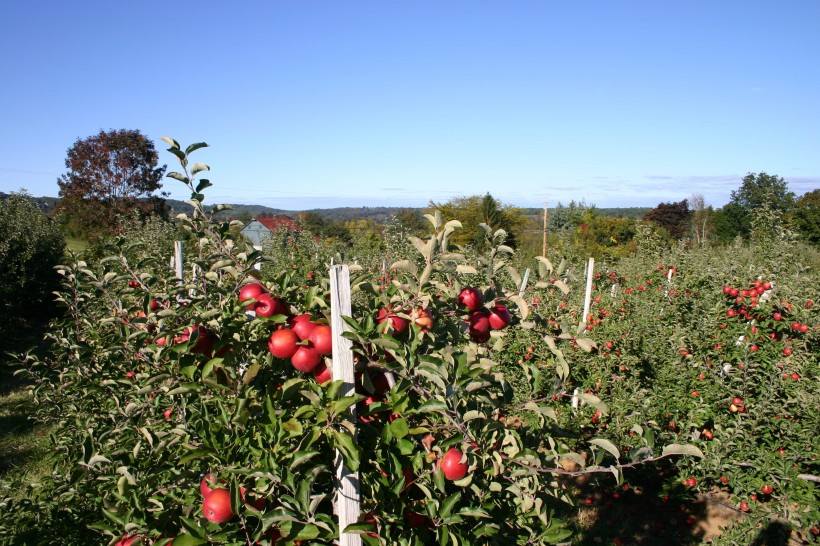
[
  {"left": 329, "top": 265, "right": 362, "bottom": 546},
  {"left": 174, "top": 241, "right": 184, "bottom": 280},
  {"left": 582, "top": 257, "right": 595, "bottom": 326},
  {"left": 518, "top": 268, "right": 531, "bottom": 298}
]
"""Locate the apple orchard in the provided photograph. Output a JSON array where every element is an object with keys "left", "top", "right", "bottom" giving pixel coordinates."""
[{"left": 1, "top": 140, "right": 818, "bottom": 546}]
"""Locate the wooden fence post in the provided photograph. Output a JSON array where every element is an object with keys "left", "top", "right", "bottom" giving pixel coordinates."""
[
  {"left": 174, "top": 241, "right": 184, "bottom": 280},
  {"left": 518, "top": 268, "right": 531, "bottom": 298},
  {"left": 582, "top": 257, "right": 595, "bottom": 326},
  {"left": 329, "top": 265, "right": 362, "bottom": 546}
]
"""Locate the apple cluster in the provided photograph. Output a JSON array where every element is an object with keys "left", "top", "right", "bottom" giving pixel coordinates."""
[{"left": 457, "top": 287, "right": 511, "bottom": 343}]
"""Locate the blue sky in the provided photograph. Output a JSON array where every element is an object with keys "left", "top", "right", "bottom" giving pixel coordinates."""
[{"left": 1, "top": 1, "right": 818, "bottom": 210}]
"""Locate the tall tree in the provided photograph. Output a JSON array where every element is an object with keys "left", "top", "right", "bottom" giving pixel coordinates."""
[
  {"left": 689, "top": 194, "right": 711, "bottom": 244},
  {"left": 430, "top": 194, "right": 525, "bottom": 249},
  {"left": 791, "top": 189, "right": 820, "bottom": 245},
  {"left": 57, "top": 129, "right": 167, "bottom": 239},
  {"left": 643, "top": 199, "right": 691, "bottom": 239},
  {"left": 720, "top": 172, "right": 796, "bottom": 239}
]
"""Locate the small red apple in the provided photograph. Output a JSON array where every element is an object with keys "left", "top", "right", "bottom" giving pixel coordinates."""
[
  {"left": 308, "top": 324, "right": 333, "bottom": 355},
  {"left": 268, "top": 328, "right": 299, "bottom": 359},
  {"left": 439, "top": 448, "right": 468, "bottom": 481},
  {"left": 239, "top": 282, "right": 267, "bottom": 303},
  {"left": 761, "top": 484, "right": 773, "bottom": 495},
  {"left": 203, "top": 488, "right": 234, "bottom": 523},
  {"left": 291, "top": 345, "right": 321, "bottom": 373},
  {"left": 457, "top": 287, "right": 483, "bottom": 311},
  {"left": 487, "top": 304, "right": 511, "bottom": 330},
  {"left": 377, "top": 308, "right": 409, "bottom": 335}
]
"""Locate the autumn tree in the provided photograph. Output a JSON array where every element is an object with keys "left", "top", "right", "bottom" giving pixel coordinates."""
[
  {"left": 57, "top": 129, "right": 167, "bottom": 240},
  {"left": 643, "top": 199, "right": 691, "bottom": 239}
]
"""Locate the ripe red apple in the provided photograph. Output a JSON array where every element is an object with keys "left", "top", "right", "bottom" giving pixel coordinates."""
[
  {"left": 291, "top": 345, "right": 321, "bottom": 373},
  {"left": 772, "top": 312, "right": 782, "bottom": 321},
  {"left": 289, "top": 314, "right": 317, "bottom": 340},
  {"left": 783, "top": 347, "right": 792, "bottom": 356},
  {"left": 684, "top": 477, "right": 697, "bottom": 487},
  {"left": 200, "top": 474, "right": 226, "bottom": 497},
  {"left": 468, "top": 310, "right": 491, "bottom": 343},
  {"left": 254, "top": 294, "right": 289, "bottom": 318},
  {"left": 799, "top": 323, "right": 809, "bottom": 334},
  {"left": 149, "top": 299, "right": 161, "bottom": 312},
  {"left": 128, "top": 279, "right": 139, "bottom": 288},
  {"left": 239, "top": 282, "right": 267, "bottom": 303},
  {"left": 268, "top": 328, "right": 300, "bottom": 359},
  {"left": 457, "top": 287, "right": 483, "bottom": 311},
  {"left": 203, "top": 488, "right": 234, "bottom": 523},
  {"left": 308, "top": 324, "right": 333, "bottom": 355},
  {"left": 163, "top": 408, "right": 173, "bottom": 420},
  {"left": 115, "top": 535, "right": 141, "bottom": 546},
  {"left": 439, "top": 448, "right": 468, "bottom": 481},
  {"left": 312, "top": 360, "right": 332, "bottom": 383},
  {"left": 739, "top": 501, "right": 750, "bottom": 512},
  {"left": 761, "top": 484, "right": 773, "bottom": 495},
  {"left": 377, "top": 307, "right": 409, "bottom": 335},
  {"left": 182, "top": 325, "right": 214, "bottom": 356},
  {"left": 488, "top": 304, "right": 511, "bottom": 330}
]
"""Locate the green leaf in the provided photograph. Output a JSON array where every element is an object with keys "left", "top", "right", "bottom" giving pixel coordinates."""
[
  {"left": 590, "top": 438, "right": 621, "bottom": 461},
  {"left": 161, "top": 136, "right": 180, "bottom": 149},
  {"left": 577, "top": 393, "right": 608, "bottom": 415},
  {"left": 185, "top": 142, "right": 209, "bottom": 155},
  {"left": 332, "top": 430, "right": 360, "bottom": 472},
  {"left": 439, "top": 492, "right": 462, "bottom": 517},
  {"left": 196, "top": 179, "right": 213, "bottom": 193},
  {"left": 662, "top": 443, "right": 705, "bottom": 458},
  {"left": 167, "top": 171, "right": 189, "bottom": 183},
  {"left": 290, "top": 450, "right": 320, "bottom": 470},
  {"left": 191, "top": 163, "right": 210, "bottom": 176},
  {"left": 389, "top": 417, "right": 409, "bottom": 439},
  {"left": 168, "top": 535, "right": 207, "bottom": 546}
]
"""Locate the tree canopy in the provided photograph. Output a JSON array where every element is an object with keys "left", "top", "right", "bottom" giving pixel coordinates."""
[
  {"left": 429, "top": 193, "right": 526, "bottom": 249},
  {"left": 57, "top": 129, "right": 167, "bottom": 239},
  {"left": 791, "top": 189, "right": 820, "bottom": 245},
  {"left": 717, "top": 172, "right": 796, "bottom": 240},
  {"left": 643, "top": 199, "right": 692, "bottom": 239}
]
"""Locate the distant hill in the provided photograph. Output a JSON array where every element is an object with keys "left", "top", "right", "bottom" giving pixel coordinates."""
[{"left": 3, "top": 193, "right": 652, "bottom": 224}]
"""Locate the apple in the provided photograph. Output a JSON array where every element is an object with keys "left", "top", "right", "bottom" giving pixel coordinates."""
[
  {"left": 289, "top": 314, "right": 316, "bottom": 340},
  {"left": 203, "top": 488, "right": 234, "bottom": 523},
  {"left": 116, "top": 535, "right": 141, "bottom": 546},
  {"left": 255, "top": 294, "right": 289, "bottom": 318},
  {"left": 684, "top": 477, "right": 697, "bottom": 487},
  {"left": 405, "top": 510, "right": 427, "bottom": 528},
  {"left": 468, "top": 310, "right": 491, "bottom": 343},
  {"left": 163, "top": 408, "right": 173, "bottom": 419},
  {"left": 312, "top": 360, "right": 332, "bottom": 383},
  {"left": 772, "top": 312, "right": 782, "bottom": 321},
  {"left": 268, "top": 329, "right": 300, "bottom": 359},
  {"left": 439, "top": 448, "right": 468, "bottom": 481},
  {"left": 377, "top": 308, "right": 409, "bottom": 335},
  {"left": 726, "top": 309, "right": 737, "bottom": 318},
  {"left": 783, "top": 347, "right": 792, "bottom": 356},
  {"left": 457, "top": 287, "right": 483, "bottom": 311},
  {"left": 291, "top": 345, "right": 321, "bottom": 373},
  {"left": 181, "top": 325, "right": 214, "bottom": 356},
  {"left": 239, "top": 282, "right": 267, "bottom": 303},
  {"left": 761, "top": 484, "right": 773, "bottom": 495},
  {"left": 411, "top": 307, "right": 434, "bottom": 332},
  {"left": 200, "top": 474, "right": 226, "bottom": 497},
  {"left": 308, "top": 324, "right": 333, "bottom": 355},
  {"left": 739, "top": 501, "right": 750, "bottom": 512},
  {"left": 149, "top": 299, "right": 161, "bottom": 312},
  {"left": 799, "top": 323, "right": 809, "bottom": 334},
  {"left": 128, "top": 279, "right": 139, "bottom": 288},
  {"left": 487, "top": 304, "right": 511, "bottom": 330}
]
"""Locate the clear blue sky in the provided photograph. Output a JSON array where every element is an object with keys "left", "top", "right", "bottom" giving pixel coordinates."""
[{"left": 1, "top": 1, "right": 818, "bottom": 210}]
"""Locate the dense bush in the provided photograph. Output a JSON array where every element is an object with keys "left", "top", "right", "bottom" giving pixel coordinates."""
[{"left": 0, "top": 191, "right": 65, "bottom": 341}]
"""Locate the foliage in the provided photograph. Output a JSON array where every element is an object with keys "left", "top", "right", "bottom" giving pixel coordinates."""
[
  {"left": 717, "top": 172, "right": 796, "bottom": 240},
  {"left": 57, "top": 129, "right": 168, "bottom": 241},
  {"left": 430, "top": 194, "right": 528, "bottom": 250},
  {"left": 791, "top": 189, "right": 820, "bottom": 245},
  {"left": 0, "top": 191, "right": 65, "bottom": 342},
  {"left": 5, "top": 140, "right": 704, "bottom": 546}
]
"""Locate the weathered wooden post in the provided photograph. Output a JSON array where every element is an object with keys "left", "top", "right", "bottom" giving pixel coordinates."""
[
  {"left": 174, "top": 241, "right": 184, "bottom": 280},
  {"left": 329, "top": 264, "right": 362, "bottom": 546},
  {"left": 518, "top": 268, "right": 531, "bottom": 298},
  {"left": 582, "top": 257, "right": 595, "bottom": 326}
]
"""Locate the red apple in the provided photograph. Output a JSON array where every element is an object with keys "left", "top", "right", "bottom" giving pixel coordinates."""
[
  {"left": 457, "top": 287, "right": 483, "bottom": 311},
  {"left": 308, "top": 324, "right": 333, "bottom": 355},
  {"left": 291, "top": 345, "right": 321, "bottom": 373},
  {"left": 488, "top": 304, "right": 511, "bottom": 330},
  {"left": 761, "top": 484, "right": 773, "bottom": 495},
  {"left": 239, "top": 282, "right": 267, "bottom": 303},
  {"left": 312, "top": 360, "right": 332, "bottom": 383},
  {"left": 440, "top": 448, "right": 468, "bottom": 481},
  {"left": 203, "top": 488, "right": 234, "bottom": 523},
  {"left": 254, "top": 294, "right": 289, "bottom": 318},
  {"left": 200, "top": 474, "right": 226, "bottom": 497},
  {"left": 116, "top": 535, "right": 141, "bottom": 546},
  {"left": 468, "top": 310, "right": 491, "bottom": 343},
  {"left": 289, "top": 314, "right": 316, "bottom": 340},
  {"left": 268, "top": 329, "right": 299, "bottom": 359},
  {"left": 377, "top": 308, "right": 409, "bottom": 335}
]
